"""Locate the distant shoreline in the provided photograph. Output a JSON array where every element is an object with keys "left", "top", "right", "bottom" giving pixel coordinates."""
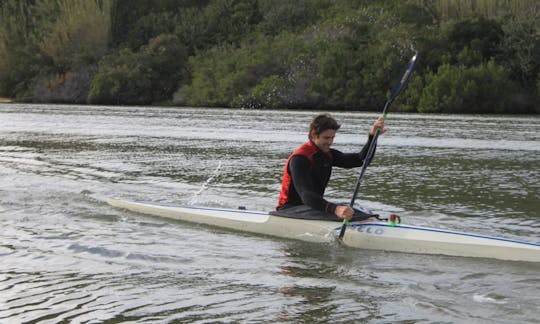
[{"left": 0, "top": 97, "right": 14, "bottom": 103}]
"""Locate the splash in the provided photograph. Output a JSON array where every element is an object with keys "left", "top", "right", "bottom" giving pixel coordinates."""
[{"left": 188, "top": 161, "right": 222, "bottom": 205}]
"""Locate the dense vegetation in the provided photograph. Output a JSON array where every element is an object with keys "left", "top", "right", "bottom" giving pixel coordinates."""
[{"left": 0, "top": 0, "right": 538, "bottom": 113}]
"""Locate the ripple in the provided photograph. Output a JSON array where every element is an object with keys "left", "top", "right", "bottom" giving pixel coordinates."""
[
  {"left": 472, "top": 294, "right": 507, "bottom": 305},
  {"left": 67, "top": 243, "right": 126, "bottom": 258}
]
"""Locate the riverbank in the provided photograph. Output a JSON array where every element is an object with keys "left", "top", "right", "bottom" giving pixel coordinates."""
[{"left": 0, "top": 97, "right": 13, "bottom": 103}]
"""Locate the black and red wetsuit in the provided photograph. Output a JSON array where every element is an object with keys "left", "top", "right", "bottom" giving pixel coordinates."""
[{"left": 277, "top": 135, "right": 375, "bottom": 213}]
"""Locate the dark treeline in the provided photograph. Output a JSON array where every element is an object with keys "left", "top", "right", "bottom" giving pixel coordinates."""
[{"left": 0, "top": 0, "right": 538, "bottom": 113}]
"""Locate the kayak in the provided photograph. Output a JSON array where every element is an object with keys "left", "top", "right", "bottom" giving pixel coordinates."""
[{"left": 106, "top": 198, "right": 540, "bottom": 262}]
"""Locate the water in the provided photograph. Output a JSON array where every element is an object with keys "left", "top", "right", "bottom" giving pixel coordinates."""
[{"left": 0, "top": 104, "right": 539, "bottom": 323}]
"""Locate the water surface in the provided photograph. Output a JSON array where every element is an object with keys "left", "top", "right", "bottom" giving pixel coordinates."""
[{"left": 1, "top": 104, "right": 539, "bottom": 323}]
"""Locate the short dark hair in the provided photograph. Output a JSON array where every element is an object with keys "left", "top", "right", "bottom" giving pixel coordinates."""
[{"left": 309, "top": 113, "right": 341, "bottom": 139}]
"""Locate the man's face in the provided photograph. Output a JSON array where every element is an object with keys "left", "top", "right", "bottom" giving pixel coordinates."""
[{"left": 312, "top": 129, "right": 336, "bottom": 152}]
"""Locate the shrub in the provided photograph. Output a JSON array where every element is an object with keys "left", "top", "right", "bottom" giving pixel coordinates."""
[
  {"left": 232, "top": 75, "right": 291, "bottom": 109},
  {"left": 418, "top": 60, "right": 516, "bottom": 113},
  {"left": 88, "top": 34, "right": 187, "bottom": 104}
]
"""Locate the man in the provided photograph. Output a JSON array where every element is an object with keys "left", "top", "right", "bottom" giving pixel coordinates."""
[{"left": 277, "top": 113, "right": 385, "bottom": 220}]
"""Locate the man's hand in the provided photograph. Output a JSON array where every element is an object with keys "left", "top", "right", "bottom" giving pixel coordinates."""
[
  {"left": 335, "top": 205, "right": 354, "bottom": 220},
  {"left": 369, "top": 117, "right": 386, "bottom": 135}
]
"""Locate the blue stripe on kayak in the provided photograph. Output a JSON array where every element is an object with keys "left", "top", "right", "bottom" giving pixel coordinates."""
[{"left": 342, "top": 223, "right": 540, "bottom": 247}]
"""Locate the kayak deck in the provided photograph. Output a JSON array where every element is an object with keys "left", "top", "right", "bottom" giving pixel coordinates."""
[
  {"left": 343, "top": 222, "right": 540, "bottom": 262},
  {"left": 107, "top": 198, "right": 540, "bottom": 262}
]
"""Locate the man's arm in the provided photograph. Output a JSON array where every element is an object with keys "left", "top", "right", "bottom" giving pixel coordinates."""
[
  {"left": 335, "top": 117, "right": 385, "bottom": 167},
  {"left": 333, "top": 134, "right": 376, "bottom": 168}
]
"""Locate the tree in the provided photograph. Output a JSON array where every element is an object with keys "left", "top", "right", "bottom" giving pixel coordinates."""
[
  {"left": 418, "top": 61, "right": 519, "bottom": 113},
  {"left": 89, "top": 34, "right": 187, "bottom": 104},
  {"left": 38, "top": 0, "right": 112, "bottom": 71},
  {"left": 0, "top": 0, "right": 45, "bottom": 97}
]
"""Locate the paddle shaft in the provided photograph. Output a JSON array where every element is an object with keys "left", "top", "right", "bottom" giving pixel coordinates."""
[
  {"left": 339, "top": 53, "right": 418, "bottom": 239},
  {"left": 348, "top": 98, "right": 392, "bottom": 207},
  {"left": 338, "top": 105, "right": 386, "bottom": 238}
]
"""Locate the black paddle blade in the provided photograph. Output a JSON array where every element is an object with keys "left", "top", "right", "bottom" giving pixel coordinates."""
[{"left": 390, "top": 52, "right": 418, "bottom": 100}]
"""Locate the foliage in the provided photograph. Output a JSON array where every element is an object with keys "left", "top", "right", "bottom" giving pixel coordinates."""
[
  {"left": 0, "top": 0, "right": 45, "bottom": 97},
  {"left": 36, "top": 0, "right": 112, "bottom": 71},
  {"left": 423, "top": 0, "right": 538, "bottom": 20},
  {"left": 89, "top": 34, "right": 187, "bottom": 104},
  {"left": 257, "top": 0, "right": 323, "bottom": 36},
  {"left": 110, "top": 0, "right": 201, "bottom": 47},
  {"left": 0, "top": 0, "right": 538, "bottom": 113},
  {"left": 173, "top": 0, "right": 261, "bottom": 53},
  {"left": 87, "top": 47, "right": 150, "bottom": 104},
  {"left": 498, "top": 10, "right": 539, "bottom": 85},
  {"left": 233, "top": 75, "right": 292, "bottom": 109},
  {"left": 418, "top": 61, "right": 518, "bottom": 113}
]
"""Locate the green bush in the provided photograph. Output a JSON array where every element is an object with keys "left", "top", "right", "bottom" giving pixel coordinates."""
[
  {"left": 445, "top": 17, "right": 503, "bottom": 61},
  {"left": 418, "top": 60, "right": 515, "bottom": 113},
  {"left": 232, "top": 75, "right": 291, "bottom": 109},
  {"left": 498, "top": 11, "right": 539, "bottom": 85},
  {"left": 87, "top": 48, "right": 151, "bottom": 104},
  {"left": 88, "top": 34, "right": 187, "bottom": 104}
]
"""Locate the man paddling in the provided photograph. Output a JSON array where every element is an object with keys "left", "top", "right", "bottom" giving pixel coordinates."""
[{"left": 276, "top": 113, "right": 384, "bottom": 220}]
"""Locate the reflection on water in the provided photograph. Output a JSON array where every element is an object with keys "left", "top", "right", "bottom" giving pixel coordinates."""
[{"left": 0, "top": 104, "right": 538, "bottom": 322}]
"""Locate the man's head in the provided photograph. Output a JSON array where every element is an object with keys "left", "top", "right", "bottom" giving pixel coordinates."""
[{"left": 309, "top": 114, "right": 341, "bottom": 152}]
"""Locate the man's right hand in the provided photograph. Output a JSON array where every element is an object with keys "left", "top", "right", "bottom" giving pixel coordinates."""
[
  {"left": 335, "top": 205, "right": 354, "bottom": 220},
  {"left": 369, "top": 117, "right": 386, "bottom": 135}
]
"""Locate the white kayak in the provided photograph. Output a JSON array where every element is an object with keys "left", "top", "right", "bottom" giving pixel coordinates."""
[{"left": 107, "top": 198, "right": 540, "bottom": 262}]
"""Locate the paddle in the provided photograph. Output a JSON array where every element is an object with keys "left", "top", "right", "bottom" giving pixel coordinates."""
[{"left": 339, "top": 52, "right": 418, "bottom": 239}]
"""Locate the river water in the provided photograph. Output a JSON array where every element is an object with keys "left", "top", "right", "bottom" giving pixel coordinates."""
[{"left": 0, "top": 104, "right": 538, "bottom": 323}]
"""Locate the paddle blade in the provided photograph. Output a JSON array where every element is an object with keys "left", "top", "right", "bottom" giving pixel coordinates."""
[{"left": 390, "top": 52, "right": 418, "bottom": 100}]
